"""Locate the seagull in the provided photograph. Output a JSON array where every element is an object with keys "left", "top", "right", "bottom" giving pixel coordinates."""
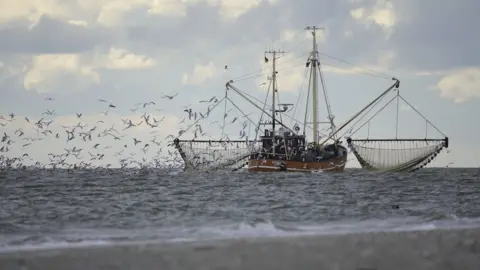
[
  {"left": 123, "top": 120, "right": 136, "bottom": 130},
  {"left": 445, "top": 162, "right": 454, "bottom": 168},
  {"left": 162, "top": 93, "right": 178, "bottom": 99},
  {"left": 143, "top": 101, "right": 155, "bottom": 108}
]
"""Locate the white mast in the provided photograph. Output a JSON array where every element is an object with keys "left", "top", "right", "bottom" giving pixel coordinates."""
[{"left": 305, "top": 26, "right": 323, "bottom": 143}]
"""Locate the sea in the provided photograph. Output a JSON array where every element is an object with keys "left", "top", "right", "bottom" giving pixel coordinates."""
[{"left": 1, "top": 168, "right": 479, "bottom": 253}]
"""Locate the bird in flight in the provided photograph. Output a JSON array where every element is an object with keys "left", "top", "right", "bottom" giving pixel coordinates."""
[{"left": 162, "top": 93, "right": 178, "bottom": 100}]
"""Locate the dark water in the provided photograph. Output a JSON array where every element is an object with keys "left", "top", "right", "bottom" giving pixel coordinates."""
[{"left": 1, "top": 168, "right": 479, "bottom": 251}]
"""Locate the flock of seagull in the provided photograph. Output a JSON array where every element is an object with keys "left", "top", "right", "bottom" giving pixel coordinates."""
[{"left": 0, "top": 93, "right": 251, "bottom": 172}]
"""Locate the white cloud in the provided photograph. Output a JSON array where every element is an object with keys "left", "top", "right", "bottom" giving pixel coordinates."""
[
  {"left": 148, "top": 0, "right": 193, "bottom": 17},
  {"left": 68, "top": 19, "right": 88, "bottom": 27},
  {"left": 23, "top": 48, "right": 157, "bottom": 92},
  {"left": 94, "top": 0, "right": 150, "bottom": 26},
  {"left": 275, "top": 66, "right": 307, "bottom": 93},
  {"left": 24, "top": 54, "right": 100, "bottom": 93},
  {"left": 0, "top": 0, "right": 73, "bottom": 24},
  {"left": 436, "top": 67, "right": 480, "bottom": 103},
  {"left": 350, "top": 0, "right": 396, "bottom": 37},
  {"left": 0, "top": 0, "right": 189, "bottom": 27},
  {"left": 414, "top": 70, "right": 451, "bottom": 77},
  {"left": 182, "top": 62, "right": 218, "bottom": 85},
  {"left": 0, "top": 0, "right": 279, "bottom": 28},
  {"left": 367, "top": 1, "right": 396, "bottom": 29},
  {"left": 350, "top": 8, "right": 364, "bottom": 19},
  {"left": 208, "top": 0, "right": 279, "bottom": 21},
  {"left": 100, "top": 47, "right": 157, "bottom": 69}
]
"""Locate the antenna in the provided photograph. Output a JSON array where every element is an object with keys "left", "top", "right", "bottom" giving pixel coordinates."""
[{"left": 265, "top": 49, "right": 284, "bottom": 155}]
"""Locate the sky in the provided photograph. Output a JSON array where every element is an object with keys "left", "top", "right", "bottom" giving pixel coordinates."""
[{"left": 0, "top": 0, "right": 479, "bottom": 169}]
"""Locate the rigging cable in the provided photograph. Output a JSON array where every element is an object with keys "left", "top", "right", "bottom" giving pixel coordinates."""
[
  {"left": 254, "top": 79, "right": 273, "bottom": 142},
  {"left": 317, "top": 57, "right": 336, "bottom": 140},
  {"left": 232, "top": 83, "right": 326, "bottom": 137},
  {"left": 317, "top": 51, "right": 392, "bottom": 80},
  {"left": 221, "top": 89, "right": 228, "bottom": 137},
  {"left": 348, "top": 94, "right": 398, "bottom": 137},
  {"left": 342, "top": 87, "right": 395, "bottom": 137},
  {"left": 290, "top": 64, "right": 310, "bottom": 129}
]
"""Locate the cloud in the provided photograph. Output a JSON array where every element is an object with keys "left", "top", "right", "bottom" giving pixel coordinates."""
[
  {"left": 182, "top": 62, "right": 218, "bottom": 85},
  {"left": 275, "top": 64, "right": 309, "bottom": 93},
  {"left": 0, "top": 0, "right": 73, "bottom": 24},
  {"left": 350, "top": 0, "right": 396, "bottom": 38},
  {"left": 0, "top": 15, "right": 108, "bottom": 54},
  {"left": 0, "top": 0, "right": 281, "bottom": 29},
  {"left": 350, "top": 8, "right": 365, "bottom": 19},
  {"left": 436, "top": 67, "right": 480, "bottom": 103},
  {"left": 210, "top": 0, "right": 279, "bottom": 21},
  {"left": 99, "top": 47, "right": 157, "bottom": 69},
  {"left": 24, "top": 54, "right": 100, "bottom": 93},
  {"left": 94, "top": 0, "right": 154, "bottom": 27},
  {"left": 367, "top": 0, "right": 396, "bottom": 29},
  {"left": 68, "top": 20, "right": 88, "bottom": 27},
  {"left": 23, "top": 47, "right": 157, "bottom": 93},
  {"left": 147, "top": 0, "right": 191, "bottom": 17},
  {"left": 387, "top": 0, "right": 480, "bottom": 70}
]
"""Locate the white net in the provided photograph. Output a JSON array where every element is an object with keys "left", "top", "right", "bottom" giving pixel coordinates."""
[
  {"left": 347, "top": 139, "right": 447, "bottom": 172},
  {"left": 174, "top": 140, "right": 261, "bottom": 171}
]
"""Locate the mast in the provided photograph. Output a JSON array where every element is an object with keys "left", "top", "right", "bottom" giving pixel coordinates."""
[
  {"left": 265, "top": 49, "right": 284, "bottom": 154},
  {"left": 305, "top": 26, "right": 323, "bottom": 144}
]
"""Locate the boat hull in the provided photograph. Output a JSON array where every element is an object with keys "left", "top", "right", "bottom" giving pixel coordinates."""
[{"left": 247, "top": 155, "right": 347, "bottom": 172}]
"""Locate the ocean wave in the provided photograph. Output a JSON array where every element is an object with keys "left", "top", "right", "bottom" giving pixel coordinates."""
[{"left": 2, "top": 217, "right": 480, "bottom": 253}]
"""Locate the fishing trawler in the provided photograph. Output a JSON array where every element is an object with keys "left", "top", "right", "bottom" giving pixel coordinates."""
[{"left": 173, "top": 26, "right": 448, "bottom": 173}]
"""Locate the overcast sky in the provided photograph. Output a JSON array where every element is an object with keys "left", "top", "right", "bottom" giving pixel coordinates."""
[{"left": 0, "top": 0, "right": 478, "bottom": 168}]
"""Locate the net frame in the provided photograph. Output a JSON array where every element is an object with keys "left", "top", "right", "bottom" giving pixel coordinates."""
[
  {"left": 342, "top": 87, "right": 449, "bottom": 172},
  {"left": 346, "top": 138, "right": 448, "bottom": 172},
  {"left": 174, "top": 139, "right": 261, "bottom": 172}
]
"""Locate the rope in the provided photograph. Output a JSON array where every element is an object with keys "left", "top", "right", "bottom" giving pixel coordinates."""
[
  {"left": 348, "top": 94, "right": 397, "bottom": 137},
  {"left": 317, "top": 52, "right": 392, "bottom": 80},
  {"left": 398, "top": 95, "right": 446, "bottom": 137},
  {"left": 226, "top": 97, "right": 257, "bottom": 130}
]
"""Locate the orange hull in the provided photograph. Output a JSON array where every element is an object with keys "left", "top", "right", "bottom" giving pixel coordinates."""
[{"left": 248, "top": 156, "right": 347, "bottom": 172}]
